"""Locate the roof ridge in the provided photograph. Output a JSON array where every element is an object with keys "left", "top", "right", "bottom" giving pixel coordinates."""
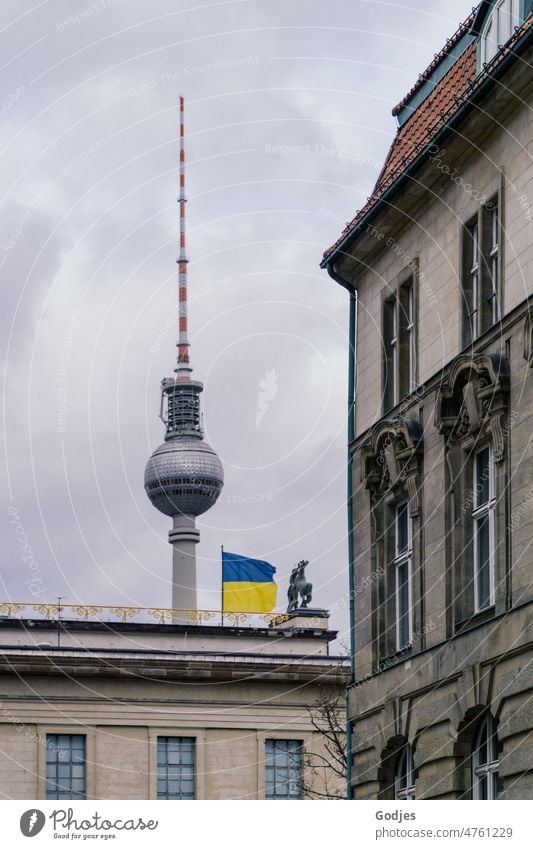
[{"left": 392, "top": 6, "right": 478, "bottom": 117}]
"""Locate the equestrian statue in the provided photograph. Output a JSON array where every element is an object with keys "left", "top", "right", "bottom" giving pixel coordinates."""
[{"left": 287, "top": 560, "right": 313, "bottom": 612}]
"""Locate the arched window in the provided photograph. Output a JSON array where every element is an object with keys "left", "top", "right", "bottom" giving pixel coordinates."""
[
  {"left": 481, "top": 0, "right": 519, "bottom": 65},
  {"left": 394, "top": 744, "right": 416, "bottom": 800},
  {"left": 472, "top": 714, "right": 501, "bottom": 799}
]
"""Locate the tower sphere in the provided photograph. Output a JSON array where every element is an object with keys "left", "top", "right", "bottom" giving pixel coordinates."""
[{"left": 144, "top": 437, "right": 224, "bottom": 517}]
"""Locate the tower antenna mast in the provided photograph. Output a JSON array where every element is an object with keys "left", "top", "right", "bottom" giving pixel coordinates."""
[{"left": 177, "top": 95, "right": 191, "bottom": 378}]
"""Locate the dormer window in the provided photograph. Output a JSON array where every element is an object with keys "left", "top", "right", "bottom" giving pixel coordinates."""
[{"left": 481, "top": 0, "right": 519, "bottom": 64}]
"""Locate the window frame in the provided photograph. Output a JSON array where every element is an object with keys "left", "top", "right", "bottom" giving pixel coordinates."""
[
  {"left": 45, "top": 734, "right": 86, "bottom": 800},
  {"left": 480, "top": 0, "right": 520, "bottom": 65},
  {"left": 156, "top": 736, "right": 196, "bottom": 800},
  {"left": 462, "top": 196, "right": 501, "bottom": 346},
  {"left": 472, "top": 714, "right": 501, "bottom": 800},
  {"left": 467, "top": 217, "right": 480, "bottom": 340},
  {"left": 472, "top": 444, "right": 496, "bottom": 612},
  {"left": 394, "top": 499, "right": 414, "bottom": 651},
  {"left": 264, "top": 738, "right": 303, "bottom": 800},
  {"left": 488, "top": 202, "right": 500, "bottom": 326},
  {"left": 382, "top": 271, "right": 417, "bottom": 413},
  {"left": 394, "top": 743, "right": 416, "bottom": 800},
  {"left": 383, "top": 295, "right": 398, "bottom": 413}
]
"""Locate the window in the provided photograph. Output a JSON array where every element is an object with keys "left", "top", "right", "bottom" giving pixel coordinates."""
[
  {"left": 473, "top": 714, "right": 501, "bottom": 799},
  {"left": 394, "top": 744, "right": 416, "bottom": 800},
  {"left": 383, "top": 297, "right": 398, "bottom": 412},
  {"left": 394, "top": 501, "right": 413, "bottom": 651},
  {"left": 473, "top": 445, "right": 496, "bottom": 611},
  {"left": 404, "top": 283, "right": 416, "bottom": 395},
  {"left": 465, "top": 218, "right": 480, "bottom": 340},
  {"left": 481, "top": 0, "right": 519, "bottom": 64},
  {"left": 46, "top": 734, "right": 86, "bottom": 800},
  {"left": 265, "top": 739, "right": 302, "bottom": 799},
  {"left": 462, "top": 200, "right": 500, "bottom": 345},
  {"left": 488, "top": 203, "right": 500, "bottom": 326},
  {"left": 157, "top": 737, "right": 195, "bottom": 800},
  {"left": 383, "top": 278, "right": 416, "bottom": 412}
]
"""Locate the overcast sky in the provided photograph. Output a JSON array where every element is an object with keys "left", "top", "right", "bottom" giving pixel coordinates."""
[{"left": 1, "top": 0, "right": 474, "bottom": 645}]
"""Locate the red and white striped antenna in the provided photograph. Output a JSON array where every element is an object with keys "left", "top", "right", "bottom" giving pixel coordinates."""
[{"left": 176, "top": 95, "right": 192, "bottom": 378}]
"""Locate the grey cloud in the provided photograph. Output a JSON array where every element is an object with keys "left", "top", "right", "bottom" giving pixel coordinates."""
[{"left": 1, "top": 0, "right": 474, "bottom": 643}]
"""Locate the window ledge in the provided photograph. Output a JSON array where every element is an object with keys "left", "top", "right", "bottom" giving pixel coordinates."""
[
  {"left": 376, "top": 643, "right": 414, "bottom": 672},
  {"left": 454, "top": 605, "right": 496, "bottom": 635}
]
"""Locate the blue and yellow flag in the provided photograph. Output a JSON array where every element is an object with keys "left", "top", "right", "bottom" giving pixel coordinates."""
[{"left": 222, "top": 551, "right": 277, "bottom": 613}]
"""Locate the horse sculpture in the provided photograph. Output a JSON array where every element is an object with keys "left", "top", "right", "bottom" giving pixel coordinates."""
[{"left": 287, "top": 560, "right": 313, "bottom": 612}]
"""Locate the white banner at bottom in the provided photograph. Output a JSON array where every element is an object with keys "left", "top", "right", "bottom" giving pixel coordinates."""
[{"left": 2, "top": 800, "right": 531, "bottom": 848}]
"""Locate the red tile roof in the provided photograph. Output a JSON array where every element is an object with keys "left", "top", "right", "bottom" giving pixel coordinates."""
[
  {"left": 391, "top": 8, "right": 477, "bottom": 117},
  {"left": 323, "top": 12, "right": 532, "bottom": 264},
  {"left": 373, "top": 41, "right": 477, "bottom": 198}
]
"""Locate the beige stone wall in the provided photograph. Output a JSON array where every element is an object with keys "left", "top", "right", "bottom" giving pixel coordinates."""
[
  {"left": 0, "top": 622, "right": 331, "bottom": 656},
  {"left": 0, "top": 666, "right": 344, "bottom": 800},
  {"left": 348, "top": 604, "right": 533, "bottom": 799},
  {"left": 352, "top": 101, "right": 532, "bottom": 438},
  {"left": 341, "top": 61, "right": 533, "bottom": 799}
]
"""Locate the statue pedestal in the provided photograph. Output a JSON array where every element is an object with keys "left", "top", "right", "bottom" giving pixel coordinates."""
[{"left": 275, "top": 608, "right": 330, "bottom": 631}]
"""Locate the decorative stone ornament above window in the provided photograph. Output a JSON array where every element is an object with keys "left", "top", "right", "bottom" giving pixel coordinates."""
[
  {"left": 360, "top": 417, "right": 423, "bottom": 514},
  {"left": 435, "top": 353, "right": 510, "bottom": 462}
]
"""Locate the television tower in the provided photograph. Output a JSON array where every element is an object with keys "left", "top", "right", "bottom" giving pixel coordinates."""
[{"left": 144, "top": 97, "right": 224, "bottom": 620}]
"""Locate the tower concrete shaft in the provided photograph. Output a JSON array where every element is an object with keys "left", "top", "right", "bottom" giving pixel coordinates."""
[{"left": 169, "top": 515, "right": 200, "bottom": 620}]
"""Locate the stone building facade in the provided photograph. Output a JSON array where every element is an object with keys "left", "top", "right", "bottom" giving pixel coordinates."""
[
  {"left": 322, "top": 1, "right": 533, "bottom": 799},
  {"left": 0, "top": 609, "right": 347, "bottom": 800}
]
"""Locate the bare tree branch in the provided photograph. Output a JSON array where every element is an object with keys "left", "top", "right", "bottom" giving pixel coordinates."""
[{"left": 299, "top": 688, "right": 347, "bottom": 799}]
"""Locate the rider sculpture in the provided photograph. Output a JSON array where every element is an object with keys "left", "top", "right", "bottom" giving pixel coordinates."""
[{"left": 287, "top": 560, "right": 313, "bottom": 612}]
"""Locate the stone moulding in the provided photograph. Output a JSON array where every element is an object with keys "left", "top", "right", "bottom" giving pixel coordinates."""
[
  {"left": 360, "top": 416, "right": 423, "bottom": 510},
  {"left": 435, "top": 352, "right": 510, "bottom": 462}
]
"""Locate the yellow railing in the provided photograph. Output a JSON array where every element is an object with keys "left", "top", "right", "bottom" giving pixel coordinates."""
[{"left": 0, "top": 602, "right": 289, "bottom": 627}]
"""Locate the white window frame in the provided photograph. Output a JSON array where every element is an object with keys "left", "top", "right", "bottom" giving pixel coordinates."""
[
  {"left": 489, "top": 202, "right": 500, "bottom": 325},
  {"left": 394, "top": 500, "right": 413, "bottom": 651},
  {"left": 391, "top": 304, "right": 398, "bottom": 396},
  {"left": 472, "top": 714, "right": 501, "bottom": 799},
  {"left": 394, "top": 744, "right": 416, "bottom": 800},
  {"left": 472, "top": 444, "right": 496, "bottom": 612},
  {"left": 481, "top": 0, "right": 519, "bottom": 65},
  {"left": 406, "top": 283, "right": 416, "bottom": 394},
  {"left": 469, "top": 219, "right": 480, "bottom": 340},
  {"left": 384, "top": 277, "right": 416, "bottom": 411}
]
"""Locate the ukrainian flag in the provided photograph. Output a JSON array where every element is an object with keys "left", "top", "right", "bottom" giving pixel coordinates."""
[{"left": 222, "top": 551, "right": 277, "bottom": 613}]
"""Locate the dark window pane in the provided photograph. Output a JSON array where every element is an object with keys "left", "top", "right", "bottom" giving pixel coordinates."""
[
  {"left": 265, "top": 740, "right": 302, "bottom": 799},
  {"left": 45, "top": 735, "right": 86, "bottom": 800},
  {"left": 397, "top": 560, "right": 410, "bottom": 647},
  {"left": 156, "top": 737, "right": 195, "bottom": 800},
  {"left": 478, "top": 773, "right": 488, "bottom": 800},
  {"left": 476, "top": 515, "right": 491, "bottom": 609},
  {"left": 383, "top": 298, "right": 396, "bottom": 412},
  {"left": 476, "top": 447, "right": 491, "bottom": 506},
  {"left": 396, "top": 502, "right": 409, "bottom": 554},
  {"left": 477, "top": 719, "right": 489, "bottom": 765}
]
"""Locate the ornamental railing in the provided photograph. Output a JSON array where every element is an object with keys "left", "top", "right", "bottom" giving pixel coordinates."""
[{"left": 0, "top": 602, "right": 289, "bottom": 628}]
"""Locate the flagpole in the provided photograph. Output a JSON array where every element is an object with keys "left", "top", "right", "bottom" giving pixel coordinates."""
[{"left": 221, "top": 545, "right": 224, "bottom": 627}]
